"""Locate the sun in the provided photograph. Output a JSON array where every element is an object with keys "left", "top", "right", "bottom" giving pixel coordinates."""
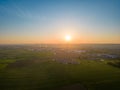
[{"left": 65, "top": 35, "right": 71, "bottom": 41}]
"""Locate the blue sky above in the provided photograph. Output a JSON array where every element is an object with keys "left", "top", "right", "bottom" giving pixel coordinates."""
[{"left": 0, "top": 0, "right": 120, "bottom": 44}]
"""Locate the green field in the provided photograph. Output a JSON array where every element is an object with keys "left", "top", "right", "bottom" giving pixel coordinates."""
[{"left": 0, "top": 46, "right": 120, "bottom": 90}]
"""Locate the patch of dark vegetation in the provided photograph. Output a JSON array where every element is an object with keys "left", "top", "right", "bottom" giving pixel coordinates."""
[
  {"left": 107, "top": 61, "right": 120, "bottom": 68},
  {"left": 7, "top": 60, "right": 33, "bottom": 68},
  {"left": 58, "top": 83, "right": 87, "bottom": 90}
]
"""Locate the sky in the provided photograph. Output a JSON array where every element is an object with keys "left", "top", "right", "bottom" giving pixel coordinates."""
[{"left": 0, "top": 0, "right": 120, "bottom": 44}]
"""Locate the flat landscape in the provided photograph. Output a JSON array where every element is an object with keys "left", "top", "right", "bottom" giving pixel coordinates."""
[
  {"left": 0, "top": 0, "right": 120, "bottom": 90},
  {"left": 0, "top": 44, "right": 120, "bottom": 90}
]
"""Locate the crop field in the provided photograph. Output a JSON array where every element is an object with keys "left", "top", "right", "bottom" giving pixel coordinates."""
[{"left": 0, "top": 44, "right": 120, "bottom": 90}]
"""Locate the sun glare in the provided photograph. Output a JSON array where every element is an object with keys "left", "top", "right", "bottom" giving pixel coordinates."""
[{"left": 65, "top": 35, "right": 71, "bottom": 41}]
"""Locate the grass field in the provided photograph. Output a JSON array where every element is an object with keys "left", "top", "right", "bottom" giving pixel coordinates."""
[
  {"left": 0, "top": 60, "right": 120, "bottom": 90},
  {"left": 0, "top": 46, "right": 120, "bottom": 90}
]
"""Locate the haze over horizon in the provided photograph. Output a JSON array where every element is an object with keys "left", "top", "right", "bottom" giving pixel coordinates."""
[{"left": 0, "top": 0, "right": 120, "bottom": 44}]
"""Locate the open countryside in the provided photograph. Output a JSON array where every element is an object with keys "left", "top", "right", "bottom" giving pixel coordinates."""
[
  {"left": 0, "top": 0, "right": 120, "bottom": 89},
  {"left": 0, "top": 44, "right": 120, "bottom": 90}
]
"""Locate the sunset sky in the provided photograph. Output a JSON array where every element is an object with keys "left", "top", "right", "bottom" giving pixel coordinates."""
[{"left": 0, "top": 0, "right": 120, "bottom": 44}]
